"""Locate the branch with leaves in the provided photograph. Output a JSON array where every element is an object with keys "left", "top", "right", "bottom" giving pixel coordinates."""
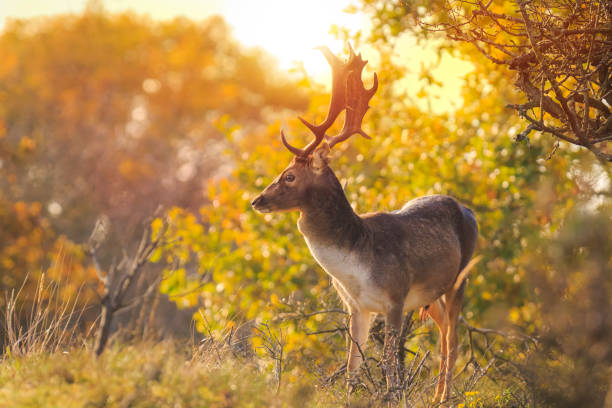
[{"left": 418, "top": 0, "right": 612, "bottom": 161}]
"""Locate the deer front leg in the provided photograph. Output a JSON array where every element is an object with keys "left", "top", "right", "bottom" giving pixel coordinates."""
[
  {"left": 383, "top": 304, "right": 404, "bottom": 400},
  {"left": 347, "top": 310, "right": 371, "bottom": 390}
]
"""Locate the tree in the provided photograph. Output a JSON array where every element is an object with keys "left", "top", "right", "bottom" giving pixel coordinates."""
[
  {"left": 401, "top": 0, "right": 612, "bottom": 161},
  {"left": 0, "top": 8, "right": 307, "bottom": 337},
  {"left": 0, "top": 8, "right": 308, "bottom": 246},
  {"left": 520, "top": 205, "right": 612, "bottom": 407},
  {"left": 0, "top": 195, "right": 101, "bottom": 352}
]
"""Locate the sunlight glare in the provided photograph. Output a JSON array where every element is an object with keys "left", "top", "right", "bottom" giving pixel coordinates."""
[
  {"left": 221, "top": 0, "right": 363, "bottom": 80},
  {"left": 1, "top": 0, "right": 472, "bottom": 112}
]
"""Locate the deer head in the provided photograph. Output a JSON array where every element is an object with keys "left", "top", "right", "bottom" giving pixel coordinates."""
[{"left": 251, "top": 45, "right": 378, "bottom": 214}]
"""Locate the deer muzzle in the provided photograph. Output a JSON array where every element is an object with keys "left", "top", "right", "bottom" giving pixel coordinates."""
[{"left": 251, "top": 194, "right": 271, "bottom": 213}]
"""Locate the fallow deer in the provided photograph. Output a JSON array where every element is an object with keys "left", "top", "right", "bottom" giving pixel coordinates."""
[{"left": 251, "top": 45, "right": 478, "bottom": 403}]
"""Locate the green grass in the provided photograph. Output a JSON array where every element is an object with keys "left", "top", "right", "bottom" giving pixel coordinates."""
[
  {"left": 0, "top": 339, "right": 535, "bottom": 408},
  {"left": 0, "top": 341, "right": 356, "bottom": 408}
]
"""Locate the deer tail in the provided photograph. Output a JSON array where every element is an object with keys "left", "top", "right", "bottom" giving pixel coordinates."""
[{"left": 453, "top": 255, "right": 481, "bottom": 293}]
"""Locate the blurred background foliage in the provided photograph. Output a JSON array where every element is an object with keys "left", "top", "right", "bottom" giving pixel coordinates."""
[
  {"left": 0, "top": 6, "right": 307, "bottom": 314},
  {"left": 1, "top": 1, "right": 611, "bottom": 404}
]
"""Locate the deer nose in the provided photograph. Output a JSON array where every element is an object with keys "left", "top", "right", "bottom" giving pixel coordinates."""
[{"left": 251, "top": 195, "right": 265, "bottom": 208}]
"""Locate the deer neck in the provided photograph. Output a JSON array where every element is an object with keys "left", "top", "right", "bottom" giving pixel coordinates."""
[{"left": 297, "top": 169, "right": 365, "bottom": 250}]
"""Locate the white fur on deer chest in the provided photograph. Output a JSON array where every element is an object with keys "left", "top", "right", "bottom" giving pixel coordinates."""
[{"left": 303, "top": 238, "right": 389, "bottom": 312}]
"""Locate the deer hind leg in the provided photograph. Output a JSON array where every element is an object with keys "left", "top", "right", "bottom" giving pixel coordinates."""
[
  {"left": 440, "top": 283, "right": 466, "bottom": 402},
  {"left": 425, "top": 299, "right": 449, "bottom": 402}
]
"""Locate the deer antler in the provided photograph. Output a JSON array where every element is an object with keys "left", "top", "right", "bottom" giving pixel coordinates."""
[{"left": 281, "top": 44, "right": 378, "bottom": 157}]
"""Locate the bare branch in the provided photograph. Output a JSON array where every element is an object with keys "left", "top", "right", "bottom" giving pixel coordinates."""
[
  {"left": 89, "top": 214, "right": 170, "bottom": 356},
  {"left": 415, "top": 0, "right": 612, "bottom": 160}
]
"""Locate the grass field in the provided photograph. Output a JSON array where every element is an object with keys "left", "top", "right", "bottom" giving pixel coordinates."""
[
  {"left": 0, "top": 340, "right": 354, "bottom": 408},
  {"left": 0, "top": 326, "right": 529, "bottom": 408}
]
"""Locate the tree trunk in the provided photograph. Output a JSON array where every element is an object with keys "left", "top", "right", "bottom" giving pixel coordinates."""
[{"left": 95, "top": 298, "right": 113, "bottom": 356}]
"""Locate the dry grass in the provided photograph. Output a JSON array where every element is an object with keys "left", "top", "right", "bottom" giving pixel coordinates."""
[
  {"left": 2, "top": 273, "right": 88, "bottom": 356},
  {"left": 6, "top": 257, "right": 605, "bottom": 407},
  {"left": 0, "top": 275, "right": 531, "bottom": 408}
]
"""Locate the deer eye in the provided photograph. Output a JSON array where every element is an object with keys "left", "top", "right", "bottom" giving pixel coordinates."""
[{"left": 284, "top": 174, "right": 295, "bottom": 182}]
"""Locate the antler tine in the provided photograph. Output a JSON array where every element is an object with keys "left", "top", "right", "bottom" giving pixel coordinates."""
[
  {"left": 280, "top": 44, "right": 378, "bottom": 157},
  {"left": 281, "top": 130, "right": 307, "bottom": 156},
  {"left": 326, "top": 62, "right": 378, "bottom": 149},
  {"left": 279, "top": 117, "right": 325, "bottom": 158},
  {"left": 347, "top": 42, "right": 356, "bottom": 58}
]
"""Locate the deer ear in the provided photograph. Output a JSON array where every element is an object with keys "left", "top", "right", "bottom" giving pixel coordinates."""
[{"left": 312, "top": 142, "right": 331, "bottom": 173}]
